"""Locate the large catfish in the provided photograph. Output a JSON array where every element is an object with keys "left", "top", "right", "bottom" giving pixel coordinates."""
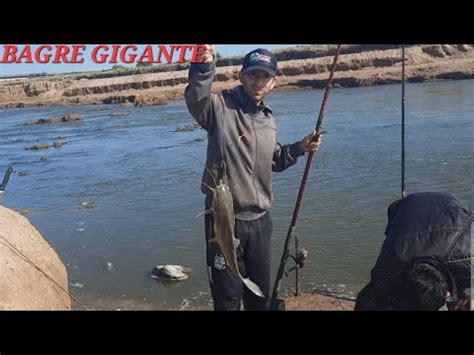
[{"left": 204, "top": 180, "right": 264, "bottom": 298}]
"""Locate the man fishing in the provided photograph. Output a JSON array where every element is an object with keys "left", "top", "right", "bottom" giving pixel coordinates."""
[{"left": 185, "top": 45, "right": 322, "bottom": 310}]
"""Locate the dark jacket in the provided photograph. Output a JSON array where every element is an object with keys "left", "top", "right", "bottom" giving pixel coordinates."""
[
  {"left": 185, "top": 62, "right": 304, "bottom": 219},
  {"left": 356, "top": 192, "right": 472, "bottom": 310}
]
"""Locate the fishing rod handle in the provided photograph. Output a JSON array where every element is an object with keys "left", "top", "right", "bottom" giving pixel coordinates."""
[
  {"left": 270, "top": 225, "right": 296, "bottom": 308},
  {"left": 0, "top": 167, "right": 13, "bottom": 191}
]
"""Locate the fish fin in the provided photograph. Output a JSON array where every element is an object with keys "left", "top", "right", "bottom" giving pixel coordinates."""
[
  {"left": 233, "top": 238, "right": 240, "bottom": 249},
  {"left": 195, "top": 208, "right": 213, "bottom": 218},
  {"left": 241, "top": 278, "right": 264, "bottom": 298},
  {"left": 200, "top": 181, "right": 215, "bottom": 193},
  {"left": 208, "top": 237, "right": 218, "bottom": 244}
]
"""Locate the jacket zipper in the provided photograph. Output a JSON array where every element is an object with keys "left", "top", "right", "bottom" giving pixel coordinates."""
[{"left": 251, "top": 114, "right": 260, "bottom": 207}]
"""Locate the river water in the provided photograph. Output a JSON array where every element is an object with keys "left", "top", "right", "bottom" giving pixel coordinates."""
[{"left": 0, "top": 79, "right": 472, "bottom": 309}]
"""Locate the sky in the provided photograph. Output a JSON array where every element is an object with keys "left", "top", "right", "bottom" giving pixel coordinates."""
[{"left": 0, "top": 44, "right": 296, "bottom": 76}]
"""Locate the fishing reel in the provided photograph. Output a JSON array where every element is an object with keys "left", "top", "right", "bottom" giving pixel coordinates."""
[{"left": 284, "top": 246, "right": 309, "bottom": 276}]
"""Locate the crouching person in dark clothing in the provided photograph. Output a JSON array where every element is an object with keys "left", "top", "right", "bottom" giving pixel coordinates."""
[{"left": 356, "top": 192, "right": 472, "bottom": 311}]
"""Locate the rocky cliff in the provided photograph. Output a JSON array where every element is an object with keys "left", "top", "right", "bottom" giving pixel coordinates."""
[{"left": 0, "top": 44, "right": 472, "bottom": 109}]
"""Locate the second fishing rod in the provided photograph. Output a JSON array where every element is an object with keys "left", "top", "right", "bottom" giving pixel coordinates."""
[{"left": 270, "top": 44, "right": 342, "bottom": 310}]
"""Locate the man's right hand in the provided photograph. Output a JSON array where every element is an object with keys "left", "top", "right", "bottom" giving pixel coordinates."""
[{"left": 198, "top": 45, "right": 216, "bottom": 64}]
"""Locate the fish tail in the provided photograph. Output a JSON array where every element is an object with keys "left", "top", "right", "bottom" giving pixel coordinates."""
[{"left": 241, "top": 277, "right": 265, "bottom": 298}]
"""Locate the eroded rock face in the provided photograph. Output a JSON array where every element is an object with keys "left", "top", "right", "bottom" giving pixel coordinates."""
[
  {"left": 0, "top": 205, "right": 71, "bottom": 310},
  {"left": 0, "top": 45, "right": 471, "bottom": 109},
  {"left": 421, "top": 44, "right": 464, "bottom": 58}
]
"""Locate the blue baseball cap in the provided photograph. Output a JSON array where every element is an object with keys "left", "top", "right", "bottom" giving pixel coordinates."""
[{"left": 242, "top": 48, "right": 278, "bottom": 77}]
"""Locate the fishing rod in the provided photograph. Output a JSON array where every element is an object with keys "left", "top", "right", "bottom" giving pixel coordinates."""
[
  {"left": 270, "top": 44, "right": 342, "bottom": 310},
  {"left": 0, "top": 167, "right": 13, "bottom": 192},
  {"left": 401, "top": 45, "right": 406, "bottom": 199}
]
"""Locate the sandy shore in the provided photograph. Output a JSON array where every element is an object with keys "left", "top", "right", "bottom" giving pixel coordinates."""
[
  {"left": 72, "top": 291, "right": 356, "bottom": 311},
  {"left": 283, "top": 292, "right": 355, "bottom": 311}
]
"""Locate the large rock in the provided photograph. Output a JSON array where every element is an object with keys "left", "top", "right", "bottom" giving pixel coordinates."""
[
  {"left": 0, "top": 205, "right": 71, "bottom": 310},
  {"left": 31, "top": 113, "right": 82, "bottom": 125},
  {"left": 151, "top": 265, "right": 192, "bottom": 281},
  {"left": 26, "top": 141, "right": 66, "bottom": 151}
]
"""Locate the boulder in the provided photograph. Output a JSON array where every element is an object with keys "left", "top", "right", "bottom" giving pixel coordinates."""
[
  {"left": 0, "top": 205, "right": 71, "bottom": 310},
  {"left": 151, "top": 265, "right": 192, "bottom": 281},
  {"left": 27, "top": 141, "right": 66, "bottom": 150},
  {"left": 31, "top": 113, "right": 82, "bottom": 125}
]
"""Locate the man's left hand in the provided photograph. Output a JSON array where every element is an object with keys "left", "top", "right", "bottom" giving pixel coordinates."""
[{"left": 299, "top": 130, "right": 323, "bottom": 153}]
